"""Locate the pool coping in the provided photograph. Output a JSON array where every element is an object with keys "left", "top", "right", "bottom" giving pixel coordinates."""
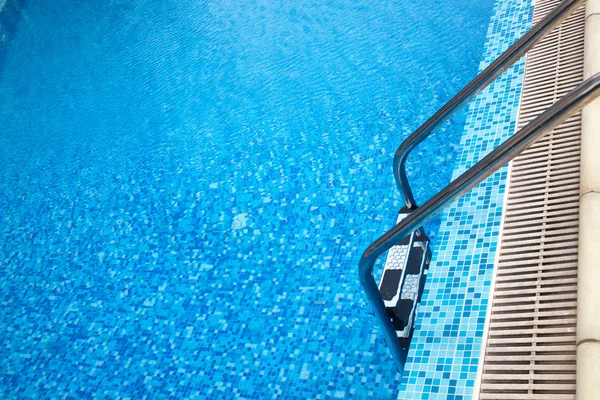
[{"left": 577, "top": 0, "right": 600, "bottom": 398}]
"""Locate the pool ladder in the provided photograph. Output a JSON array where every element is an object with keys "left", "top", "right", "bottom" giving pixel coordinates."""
[{"left": 359, "top": 0, "right": 600, "bottom": 373}]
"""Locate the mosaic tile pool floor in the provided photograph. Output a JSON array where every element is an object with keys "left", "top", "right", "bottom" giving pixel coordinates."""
[{"left": 0, "top": 0, "right": 527, "bottom": 398}]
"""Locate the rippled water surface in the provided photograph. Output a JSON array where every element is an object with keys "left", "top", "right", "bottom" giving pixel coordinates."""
[{"left": 0, "top": 0, "right": 494, "bottom": 397}]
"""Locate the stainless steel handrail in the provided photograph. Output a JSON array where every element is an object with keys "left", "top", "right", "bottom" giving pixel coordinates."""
[
  {"left": 361, "top": 73, "right": 600, "bottom": 372},
  {"left": 393, "top": 0, "right": 585, "bottom": 210}
]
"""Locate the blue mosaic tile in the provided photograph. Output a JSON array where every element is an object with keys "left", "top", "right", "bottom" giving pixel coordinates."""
[
  {"left": 399, "top": 0, "right": 533, "bottom": 398},
  {"left": 0, "top": 0, "right": 528, "bottom": 398}
]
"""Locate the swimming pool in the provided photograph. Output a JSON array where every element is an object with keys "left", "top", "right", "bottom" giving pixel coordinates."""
[{"left": 0, "top": 0, "right": 507, "bottom": 398}]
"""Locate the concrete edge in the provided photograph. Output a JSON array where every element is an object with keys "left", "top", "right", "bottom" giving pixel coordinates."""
[{"left": 577, "top": 1, "right": 600, "bottom": 399}]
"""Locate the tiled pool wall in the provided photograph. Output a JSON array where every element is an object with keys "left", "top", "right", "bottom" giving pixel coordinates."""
[{"left": 398, "top": 0, "right": 533, "bottom": 398}]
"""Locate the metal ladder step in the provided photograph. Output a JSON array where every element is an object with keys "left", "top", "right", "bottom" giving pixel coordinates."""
[{"left": 377, "top": 208, "right": 431, "bottom": 351}]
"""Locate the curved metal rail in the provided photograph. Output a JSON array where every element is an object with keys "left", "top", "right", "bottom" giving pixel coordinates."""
[
  {"left": 360, "top": 73, "right": 600, "bottom": 372},
  {"left": 393, "top": 0, "right": 585, "bottom": 210}
]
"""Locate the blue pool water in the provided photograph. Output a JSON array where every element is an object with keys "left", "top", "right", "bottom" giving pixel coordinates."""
[{"left": 0, "top": 0, "right": 500, "bottom": 398}]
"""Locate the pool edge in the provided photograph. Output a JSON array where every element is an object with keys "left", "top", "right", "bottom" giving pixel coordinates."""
[{"left": 577, "top": 0, "right": 600, "bottom": 398}]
